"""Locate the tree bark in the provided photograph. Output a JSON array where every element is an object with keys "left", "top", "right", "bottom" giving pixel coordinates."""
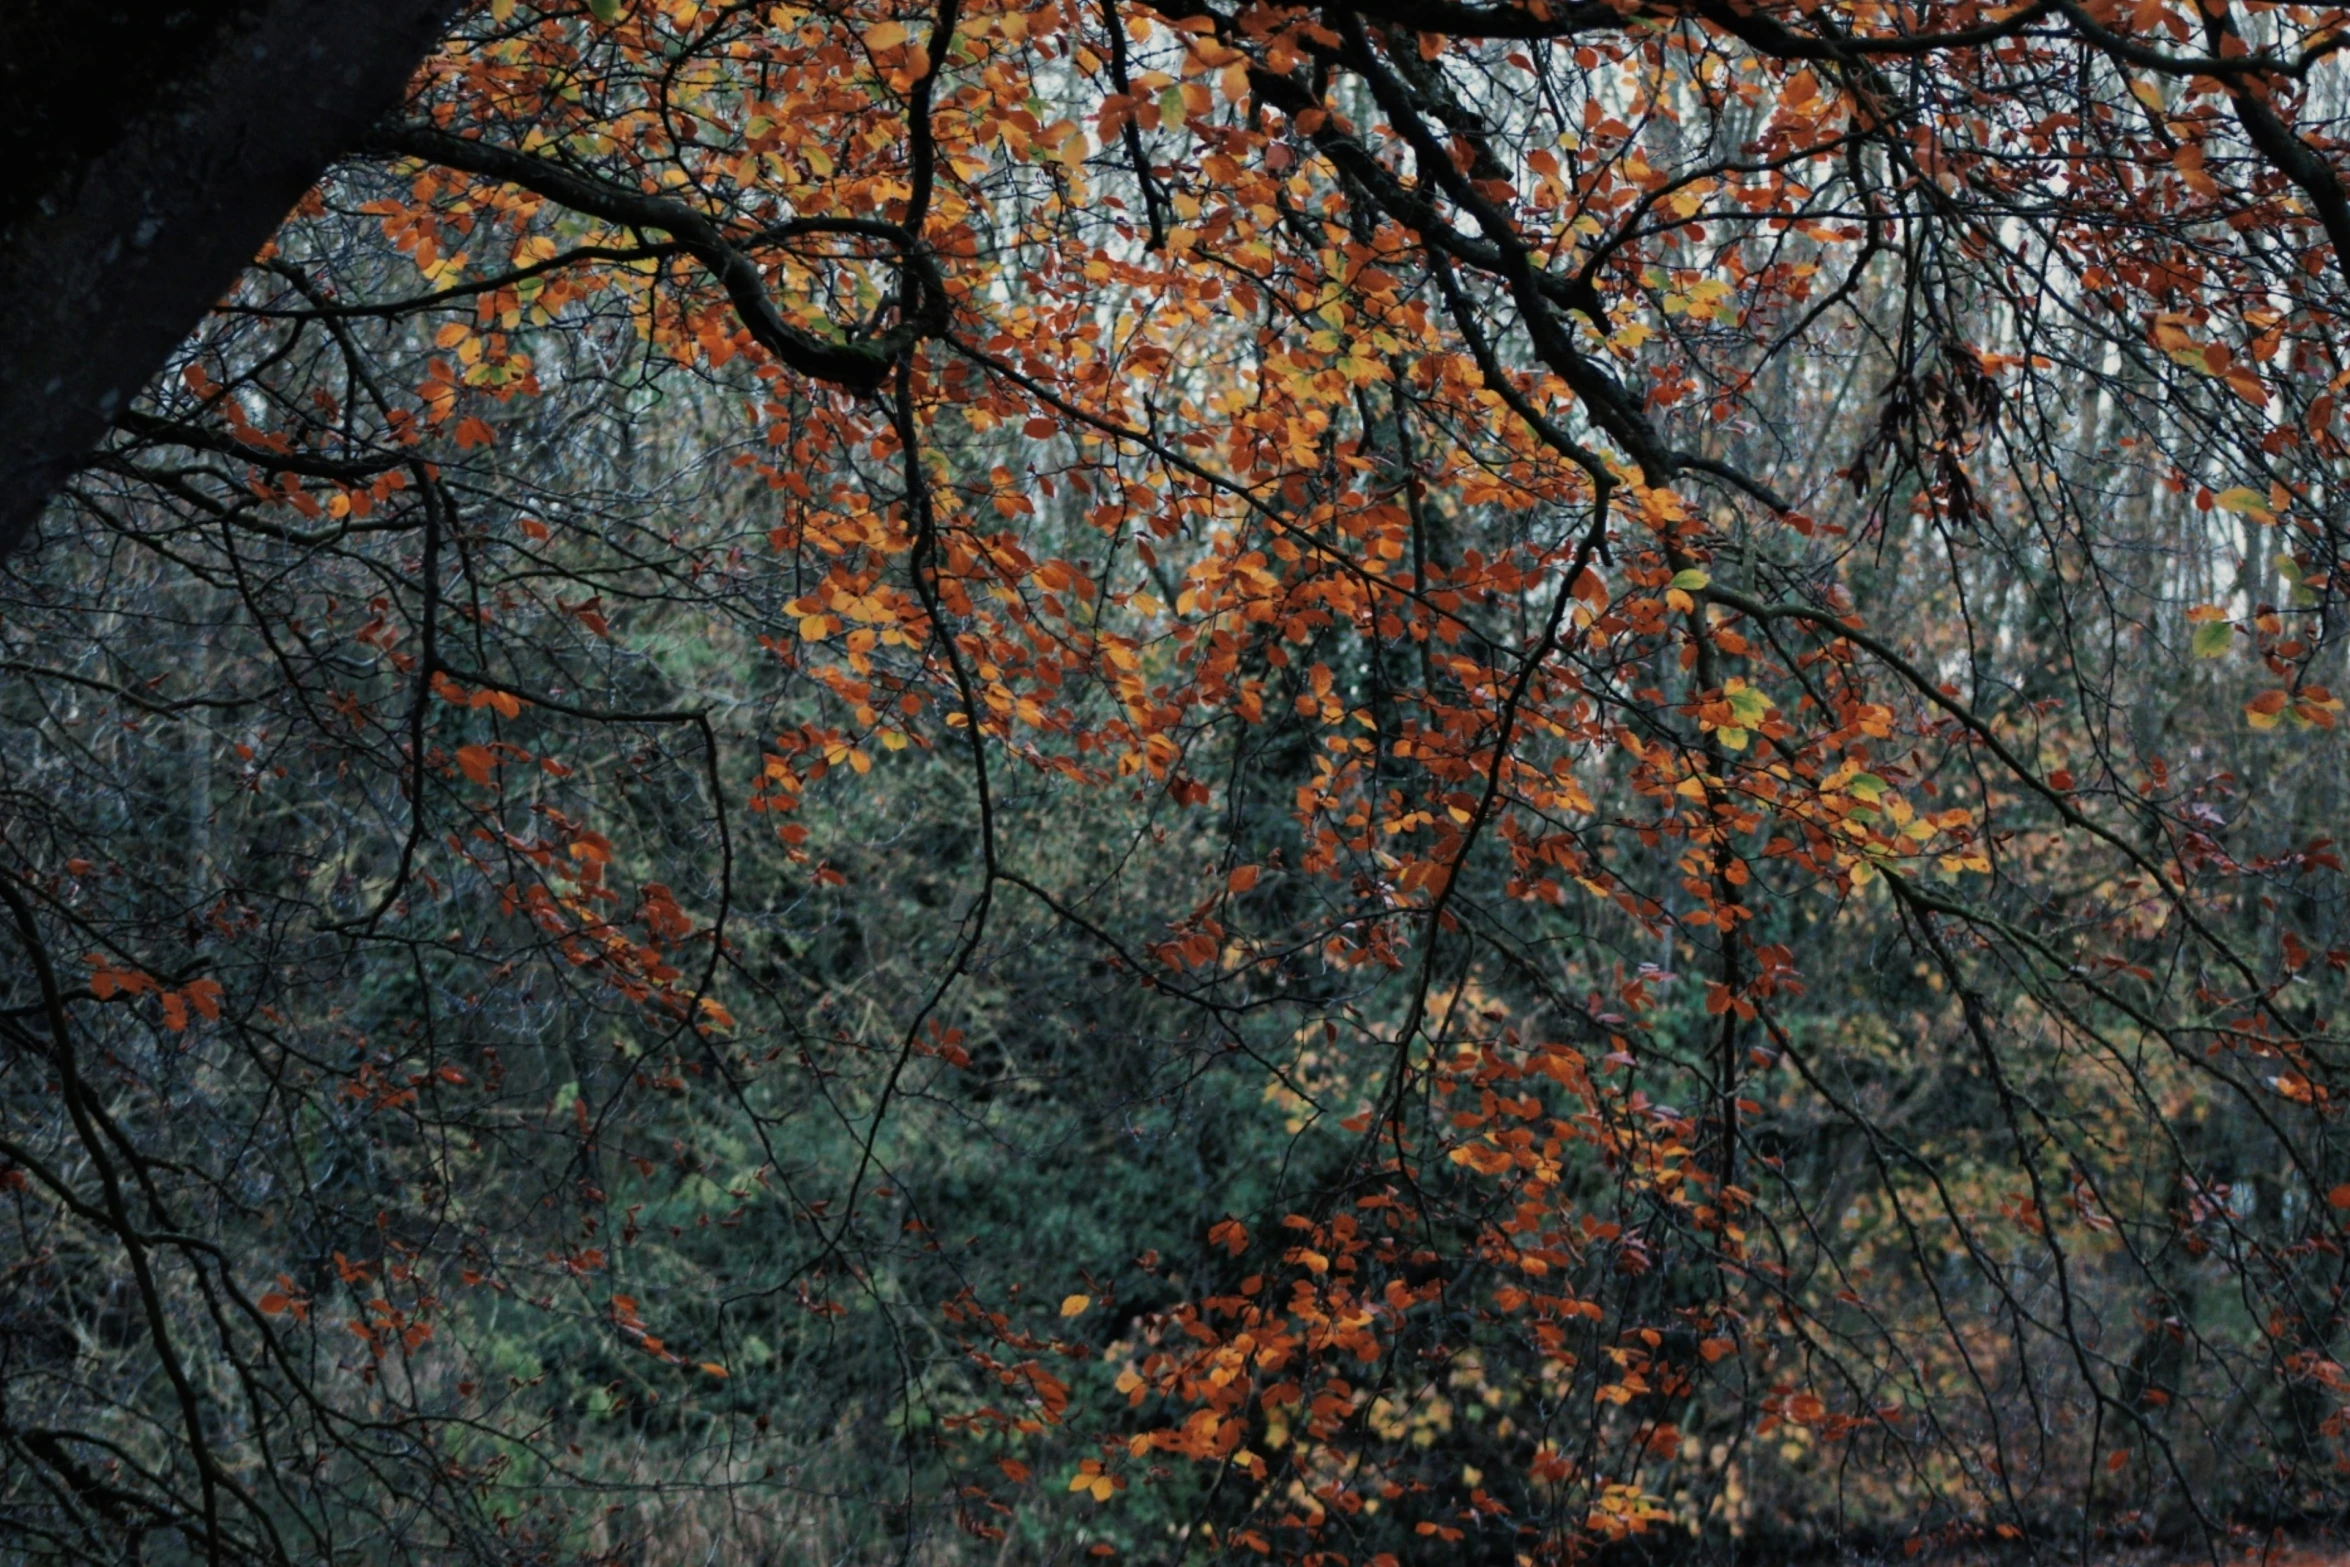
[{"left": 0, "top": 0, "right": 459, "bottom": 563}]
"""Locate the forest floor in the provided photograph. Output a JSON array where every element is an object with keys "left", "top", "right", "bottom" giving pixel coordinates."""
[{"left": 1898, "top": 1540, "right": 2350, "bottom": 1567}]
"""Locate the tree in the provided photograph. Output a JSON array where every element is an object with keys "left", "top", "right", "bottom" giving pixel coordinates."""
[
  {"left": 0, "top": 0, "right": 460, "bottom": 560},
  {"left": 0, "top": 0, "right": 2344, "bottom": 1562}
]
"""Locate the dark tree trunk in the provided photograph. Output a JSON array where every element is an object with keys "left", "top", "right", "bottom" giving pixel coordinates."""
[{"left": 0, "top": 0, "right": 458, "bottom": 562}]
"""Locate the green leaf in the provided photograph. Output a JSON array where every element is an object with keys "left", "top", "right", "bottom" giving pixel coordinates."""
[
  {"left": 1668, "top": 568, "right": 1711, "bottom": 592},
  {"left": 588, "top": 0, "right": 624, "bottom": 21},
  {"left": 2191, "top": 620, "right": 2232, "bottom": 659},
  {"left": 2215, "top": 486, "right": 2270, "bottom": 516}
]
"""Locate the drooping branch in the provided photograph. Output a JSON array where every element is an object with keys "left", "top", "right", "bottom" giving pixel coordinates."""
[{"left": 370, "top": 124, "right": 948, "bottom": 396}]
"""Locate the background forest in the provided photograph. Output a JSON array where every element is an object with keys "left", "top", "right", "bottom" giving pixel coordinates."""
[{"left": 0, "top": 0, "right": 2345, "bottom": 1564}]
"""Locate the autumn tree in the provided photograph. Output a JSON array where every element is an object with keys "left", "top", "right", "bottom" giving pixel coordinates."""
[{"left": 0, "top": 0, "right": 2345, "bottom": 1563}]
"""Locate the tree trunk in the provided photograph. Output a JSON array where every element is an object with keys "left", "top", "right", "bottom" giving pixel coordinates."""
[{"left": 0, "top": 0, "right": 458, "bottom": 562}]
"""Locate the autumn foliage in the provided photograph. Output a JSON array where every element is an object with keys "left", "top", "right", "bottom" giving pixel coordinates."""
[{"left": 1, "top": 0, "right": 2347, "bottom": 1562}]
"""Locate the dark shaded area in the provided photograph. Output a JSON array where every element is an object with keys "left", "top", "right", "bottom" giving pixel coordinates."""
[
  {"left": 0, "top": 4, "right": 248, "bottom": 235},
  {"left": 0, "top": 0, "right": 460, "bottom": 562}
]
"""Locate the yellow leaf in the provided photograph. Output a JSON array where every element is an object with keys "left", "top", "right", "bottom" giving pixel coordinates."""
[
  {"left": 2214, "top": 486, "right": 2272, "bottom": 520},
  {"left": 1667, "top": 180, "right": 1710, "bottom": 219},
  {"left": 865, "top": 20, "right": 908, "bottom": 49},
  {"left": 1609, "top": 320, "right": 1652, "bottom": 354},
  {"left": 1060, "top": 1294, "right": 1091, "bottom": 1317}
]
